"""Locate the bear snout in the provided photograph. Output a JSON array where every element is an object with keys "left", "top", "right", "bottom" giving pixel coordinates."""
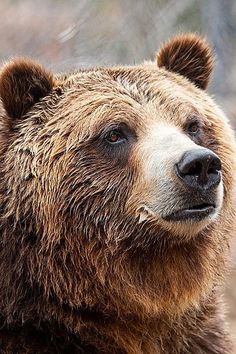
[{"left": 175, "top": 148, "right": 222, "bottom": 192}]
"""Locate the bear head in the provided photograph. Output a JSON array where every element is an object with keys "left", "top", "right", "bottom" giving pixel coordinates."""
[{"left": 0, "top": 34, "right": 235, "bottom": 338}]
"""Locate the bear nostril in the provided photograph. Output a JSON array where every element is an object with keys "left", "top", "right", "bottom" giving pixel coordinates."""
[
  {"left": 187, "top": 161, "right": 202, "bottom": 176},
  {"left": 176, "top": 149, "right": 221, "bottom": 190},
  {"left": 208, "top": 158, "right": 221, "bottom": 174}
]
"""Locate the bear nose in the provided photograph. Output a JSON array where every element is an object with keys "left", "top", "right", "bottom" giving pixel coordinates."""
[{"left": 176, "top": 149, "right": 221, "bottom": 191}]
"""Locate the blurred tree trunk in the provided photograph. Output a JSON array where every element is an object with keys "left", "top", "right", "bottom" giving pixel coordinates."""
[{"left": 201, "top": 0, "right": 235, "bottom": 98}]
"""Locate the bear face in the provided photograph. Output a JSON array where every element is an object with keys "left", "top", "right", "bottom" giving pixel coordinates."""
[{"left": 0, "top": 34, "right": 235, "bottom": 351}]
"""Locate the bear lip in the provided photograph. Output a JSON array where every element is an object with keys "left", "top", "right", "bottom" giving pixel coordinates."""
[{"left": 163, "top": 203, "right": 216, "bottom": 222}]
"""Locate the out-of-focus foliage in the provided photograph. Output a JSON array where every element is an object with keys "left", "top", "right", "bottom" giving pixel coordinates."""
[{"left": 0, "top": 0, "right": 236, "bottom": 348}]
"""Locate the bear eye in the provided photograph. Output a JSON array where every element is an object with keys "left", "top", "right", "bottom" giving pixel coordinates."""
[
  {"left": 186, "top": 120, "right": 201, "bottom": 136},
  {"left": 105, "top": 128, "right": 126, "bottom": 144}
]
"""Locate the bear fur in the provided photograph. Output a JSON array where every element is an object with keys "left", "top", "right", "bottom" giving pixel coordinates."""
[{"left": 0, "top": 34, "right": 235, "bottom": 353}]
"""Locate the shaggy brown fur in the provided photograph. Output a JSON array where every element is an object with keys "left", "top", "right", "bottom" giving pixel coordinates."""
[
  {"left": 157, "top": 34, "right": 213, "bottom": 89},
  {"left": 0, "top": 34, "right": 235, "bottom": 353},
  {"left": 0, "top": 59, "right": 54, "bottom": 119}
]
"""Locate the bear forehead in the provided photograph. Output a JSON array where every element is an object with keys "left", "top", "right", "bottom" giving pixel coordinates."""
[
  {"left": 62, "top": 65, "right": 205, "bottom": 100},
  {"left": 54, "top": 65, "right": 219, "bottom": 133}
]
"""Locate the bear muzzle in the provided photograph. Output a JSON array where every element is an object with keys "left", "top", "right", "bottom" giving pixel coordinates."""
[
  {"left": 175, "top": 149, "right": 221, "bottom": 191},
  {"left": 131, "top": 122, "right": 224, "bottom": 232},
  {"left": 163, "top": 148, "right": 222, "bottom": 222}
]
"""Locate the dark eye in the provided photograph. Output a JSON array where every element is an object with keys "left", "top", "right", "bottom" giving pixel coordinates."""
[
  {"left": 105, "top": 129, "right": 126, "bottom": 144},
  {"left": 186, "top": 120, "right": 201, "bottom": 136}
]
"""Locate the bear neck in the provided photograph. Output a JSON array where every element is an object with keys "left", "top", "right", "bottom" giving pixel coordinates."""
[{"left": 0, "top": 293, "right": 227, "bottom": 354}]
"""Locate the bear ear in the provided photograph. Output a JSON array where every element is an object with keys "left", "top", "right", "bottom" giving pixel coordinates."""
[
  {"left": 157, "top": 34, "right": 214, "bottom": 90},
  {"left": 0, "top": 58, "right": 54, "bottom": 119}
]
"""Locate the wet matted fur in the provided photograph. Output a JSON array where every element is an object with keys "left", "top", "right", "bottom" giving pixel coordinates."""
[{"left": 0, "top": 34, "right": 235, "bottom": 353}]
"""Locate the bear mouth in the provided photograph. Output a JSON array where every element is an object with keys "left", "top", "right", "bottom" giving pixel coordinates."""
[{"left": 163, "top": 203, "right": 216, "bottom": 222}]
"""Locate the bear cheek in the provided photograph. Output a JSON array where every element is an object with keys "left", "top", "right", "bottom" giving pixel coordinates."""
[
  {"left": 126, "top": 122, "right": 224, "bottom": 235},
  {"left": 127, "top": 122, "right": 195, "bottom": 218}
]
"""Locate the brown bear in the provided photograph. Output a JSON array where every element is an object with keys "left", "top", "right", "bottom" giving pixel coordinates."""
[{"left": 0, "top": 33, "right": 235, "bottom": 354}]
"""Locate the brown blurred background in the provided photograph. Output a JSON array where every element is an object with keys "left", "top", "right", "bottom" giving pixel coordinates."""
[{"left": 0, "top": 0, "right": 235, "bottom": 350}]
